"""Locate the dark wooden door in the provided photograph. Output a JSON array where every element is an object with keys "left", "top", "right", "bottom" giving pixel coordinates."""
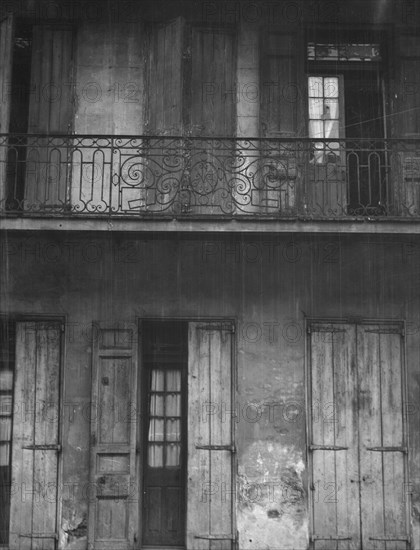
[{"left": 142, "top": 322, "right": 187, "bottom": 547}]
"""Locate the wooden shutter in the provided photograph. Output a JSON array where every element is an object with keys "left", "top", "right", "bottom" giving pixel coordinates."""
[
  {"left": 9, "top": 322, "right": 62, "bottom": 550},
  {"left": 396, "top": 35, "right": 420, "bottom": 137},
  {"left": 134, "top": 18, "right": 184, "bottom": 214},
  {"left": 261, "top": 31, "right": 299, "bottom": 138},
  {"left": 27, "top": 26, "right": 73, "bottom": 134},
  {"left": 187, "top": 26, "right": 236, "bottom": 214},
  {"left": 259, "top": 31, "right": 301, "bottom": 213},
  {"left": 187, "top": 322, "right": 236, "bottom": 550},
  {"left": 189, "top": 26, "right": 236, "bottom": 137},
  {"left": 308, "top": 323, "right": 360, "bottom": 550},
  {"left": 357, "top": 324, "right": 410, "bottom": 550},
  {"left": 25, "top": 26, "right": 74, "bottom": 209},
  {"left": 393, "top": 34, "right": 420, "bottom": 214},
  {"left": 88, "top": 325, "right": 138, "bottom": 550},
  {"left": 146, "top": 17, "right": 184, "bottom": 135},
  {"left": 0, "top": 14, "right": 14, "bottom": 206}
]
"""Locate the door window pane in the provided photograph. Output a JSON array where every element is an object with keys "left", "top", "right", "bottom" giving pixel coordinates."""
[
  {"left": 166, "top": 420, "right": 180, "bottom": 442},
  {"left": 166, "top": 444, "right": 180, "bottom": 467},
  {"left": 150, "top": 369, "right": 164, "bottom": 391},
  {"left": 148, "top": 444, "right": 163, "bottom": 467},
  {"left": 166, "top": 370, "right": 181, "bottom": 391},
  {"left": 166, "top": 394, "right": 180, "bottom": 416},
  {"left": 148, "top": 419, "right": 164, "bottom": 442}
]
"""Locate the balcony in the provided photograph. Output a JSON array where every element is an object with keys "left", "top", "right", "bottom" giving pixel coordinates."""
[{"left": 1, "top": 134, "right": 419, "bottom": 230}]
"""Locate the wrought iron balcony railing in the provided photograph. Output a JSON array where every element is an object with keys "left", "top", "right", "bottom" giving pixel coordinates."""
[{"left": 1, "top": 134, "right": 419, "bottom": 219}]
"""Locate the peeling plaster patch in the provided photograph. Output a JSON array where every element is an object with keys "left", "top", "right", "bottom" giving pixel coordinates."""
[
  {"left": 61, "top": 514, "right": 87, "bottom": 549},
  {"left": 238, "top": 441, "right": 308, "bottom": 549}
]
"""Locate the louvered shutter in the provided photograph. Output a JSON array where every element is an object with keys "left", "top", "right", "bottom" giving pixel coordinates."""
[
  {"left": 88, "top": 325, "right": 138, "bottom": 550},
  {"left": 9, "top": 322, "right": 62, "bottom": 550},
  {"left": 187, "top": 322, "right": 236, "bottom": 550}
]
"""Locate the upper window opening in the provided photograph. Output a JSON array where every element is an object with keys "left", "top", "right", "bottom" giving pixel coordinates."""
[{"left": 307, "top": 42, "right": 381, "bottom": 62}]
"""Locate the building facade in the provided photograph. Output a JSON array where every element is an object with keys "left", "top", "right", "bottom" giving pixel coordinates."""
[{"left": 0, "top": 1, "right": 419, "bottom": 549}]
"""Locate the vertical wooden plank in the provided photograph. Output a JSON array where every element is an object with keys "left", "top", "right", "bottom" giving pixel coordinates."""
[
  {"left": 88, "top": 325, "right": 138, "bottom": 550},
  {"left": 332, "top": 325, "right": 360, "bottom": 550},
  {"left": 187, "top": 324, "right": 211, "bottom": 550},
  {"left": 187, "top": 323, "right": 235, "bottom": 550},
  {"left": 380, "top": 332, "right": 407, "bottom": 550},
  {"left": 310, "top": 326, "right": 339, "bottom": 550},
  {"left": 357, "top": 327, "right": 386, "bottom": 550},
  {"left": 34, "top": 326, "right": 60, "bottom": 550},
  {"left": 0, "top": 15, "right": 14, "bottom": 205},
  {"left": 209, "top": 330, "right": 232, "bottom": 545},
  {"left": 10, "top": 323, "right": 36, "bottom": 550}
]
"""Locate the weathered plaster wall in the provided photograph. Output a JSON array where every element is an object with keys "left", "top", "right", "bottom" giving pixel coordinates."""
[{"left": 1, "top": 232, "right": 420, "bottom": 549}]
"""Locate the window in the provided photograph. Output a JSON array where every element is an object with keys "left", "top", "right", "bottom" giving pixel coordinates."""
[{"left": 306, "top": 32, "right": 387, "bottom": 215}]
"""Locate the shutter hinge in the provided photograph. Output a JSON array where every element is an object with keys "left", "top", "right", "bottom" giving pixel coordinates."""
[
  {"left": 307, "top": 326, "right": 312, "bottom": 334},
  {"left": 309, "top": 445, "right": 348, "bottom": 451},
  {"left": 196, "top": 444, "right": 236, "bottom": 453},
  {"left": 22, "top": 444, "right": 61, "bottom": 452},
  {"left": 61, "top": 323, "right": 65, "bottom": 333},
  {"left": 19, "top": 533, "right": 59, "bottom": 540},
  {"left": 311, "top": 536, "right": 352, "bottom": 542}
]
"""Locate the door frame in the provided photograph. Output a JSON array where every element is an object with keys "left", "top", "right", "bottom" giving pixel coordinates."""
[
  {"left": 137, "top": 316, "right": 237, "bottom": 550},
  {"left": 304, "top": 317, "right": 411, "bottom": 550}
]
